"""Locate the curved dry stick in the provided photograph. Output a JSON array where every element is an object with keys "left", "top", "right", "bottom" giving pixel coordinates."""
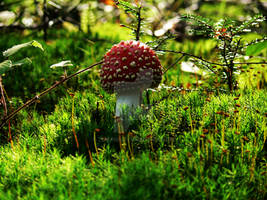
[{"left": 0, "top": 61, "right": 104, "bottom": 129}]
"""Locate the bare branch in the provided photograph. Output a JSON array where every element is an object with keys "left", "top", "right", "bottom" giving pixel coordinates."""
[
  {"left": 163, "top": 55, "right": 184, "bottom": 74},
  {"left": 233, "top": 62, "right": 266, "bottom": 65},
  {"left": 158, "top": 49, "right": 225, "bottom": 66},
  {"left": 0, "top": 61, "right": 104, "bottom": 129},
  {"left": 158, "top": 49, "right": 266, "bottom": 66}
]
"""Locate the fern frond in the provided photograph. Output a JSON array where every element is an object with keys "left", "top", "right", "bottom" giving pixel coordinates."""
[
  {"left": 115, "top": 0, "right": 139, "bottom": 17},
  {"left": 181, "top": 14, "right": 215, "bottom": 30},
  {"left": 234, "top": 14, "right": 265, "bottom": 34}
]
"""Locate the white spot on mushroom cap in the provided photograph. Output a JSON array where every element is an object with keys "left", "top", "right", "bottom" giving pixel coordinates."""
[
  {"left": 122, "top": 57, "right": 127, "bottom": 61},
  {"left": 130, "top": 61, "right": 136, "bottom": 68}
]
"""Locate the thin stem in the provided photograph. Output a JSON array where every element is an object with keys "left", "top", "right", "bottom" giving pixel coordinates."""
[
  {"left": 0, "top": 61, "right": 104, "bottom": 129},
  {"left": 222, "top": 40, "right": 229, "bottom": 66},
  {"left": 163, "top": 55, "right": 184, "bottom": 74},
  {"left": 0, "top": 76, "right": 13, "bottom": 147},
  {"left": 232, "top": 62, "right": 266, "bottom": 65},
  {"left": 85, "top": 138, "right": 95, "bottom": 167},
  {"left": 200, "top": 61, "right": 216, "bottom": 73},
  {"left": 43, "top": 0, "right": 48, "bottom": 41},
  {"left": 93, "top": 131, "right": 99, "bottom": 157},
  {"left": 158, "top": 49, "right": 266, "bottom": 66},
  {"left": 71, "top": 94, "right": 79, "bottom": 151},
  {"left": 120, "top": 24, "right": 135, "bottom": 31},
  {"left": 0, "top": 77, "right": 7, "bottom": 116},
  {"left": 158, "top": 49, "right": 225, "bottom": 66},
  {"left": 136, "top": 6, "right": 142, "bottom": 41},
  {"left": 232, "top": 38, "right": 241, "bottom": 62}
]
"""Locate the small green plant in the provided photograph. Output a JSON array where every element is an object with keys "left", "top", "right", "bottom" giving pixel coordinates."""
[
  {"left": 0, "top": 40, "right": 43, "bottom": 138},
  {"left": 179, "top": 14, "right": 266, "bottom": 91},
  {"left": 115, "top": 0, "right": 143, "bottom": 41}
]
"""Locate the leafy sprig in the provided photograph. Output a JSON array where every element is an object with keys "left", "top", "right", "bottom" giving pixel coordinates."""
[
  {"left": 233, "top": 14, "right": 265, "bottom": 34},
  {"left": 170, "top": 14, "right": 266, "bottom": 91},
  {"left": 115, "top": 0, "right": 143, "bottom": 41},
  {"left": 181, "top": 14, "right": 215, "bottom": 36}
]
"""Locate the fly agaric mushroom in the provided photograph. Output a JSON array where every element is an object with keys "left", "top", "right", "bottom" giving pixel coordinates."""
[{"left": 100, "top": 40, "right": 163, "bottom": 117}]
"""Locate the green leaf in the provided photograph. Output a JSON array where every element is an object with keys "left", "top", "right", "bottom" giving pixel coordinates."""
[
  {"left": 12, "top": 58, "right": 32, "bottom": 66},
  {"left": 3, "top": 40, "right": 44, "bottom": 57},
  {"left": 246, "top": 40, "right": 267, "bottom": 56},
  {"left": 117, "top": 0, "right": 137, "bottom": 10},
  {"left": 50, "top": 60, "right": 73, "bottom": 69},
  {"left": 31, "top": 40, "right": 44, "bottom": 51},
  {"left": 116, "top": 0, "right": 138, "bottom": 16},
  {"left": 0, "top": 60, "right": 12, "bottom": 75}
]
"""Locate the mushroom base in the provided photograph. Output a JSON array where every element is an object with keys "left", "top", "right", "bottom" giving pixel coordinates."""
[{"left": 115, "top": 88, "right": 142, "bottom": 117}]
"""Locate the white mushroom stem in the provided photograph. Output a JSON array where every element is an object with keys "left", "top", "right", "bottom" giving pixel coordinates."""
[{"left": 115, "top": 88, "right": 142, "bottom": 117}]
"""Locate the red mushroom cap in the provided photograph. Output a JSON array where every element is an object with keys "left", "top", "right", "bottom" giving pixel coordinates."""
[{"left": 100, "top": 40, "right": 163, "bottom": 93}]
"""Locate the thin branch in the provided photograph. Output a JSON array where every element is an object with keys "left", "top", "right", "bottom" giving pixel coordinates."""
[
  {"left": 158, "top": 49, "right": 266, "bottom": 66},
  {"left": 153, "top": 34, "right": 175, "bottom": 51},
  {"left": 232, "top": 38, "right": 241, "bottom": 64},
  {"left": 244, "top": 36, "right": 267, "bottom": 47},
  {"left": 120, "top": 24, "right": 136, "bottom": 31},
  {"left": 164, "top": 55, "right": 184, "bottom": 74},
  {"left": 222, "top": 40, "right": 229, "bottom": 66},
  {"left": 43, "top": 0, "right": 48, "bottom": 41},
  {"left": 0, "top": 61, "right": 104, "bottom": 129},
  {"left": 0, "top": 24, "right": 40, "bottom": 30},
  {"left": 136, "top": 6, "right": 142, "bottom": 41},
  {"left": 197, "top": 61, "right": 216, "bottom": 73},
  {"left": 233, "top": 62, "right": 266, "bottom": 65},
  {"left": 158, "top": 49, "right": 225, "bottom": 66},
  {"left": 0, "top": 77, "right": 8, "bottom": 116}
]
